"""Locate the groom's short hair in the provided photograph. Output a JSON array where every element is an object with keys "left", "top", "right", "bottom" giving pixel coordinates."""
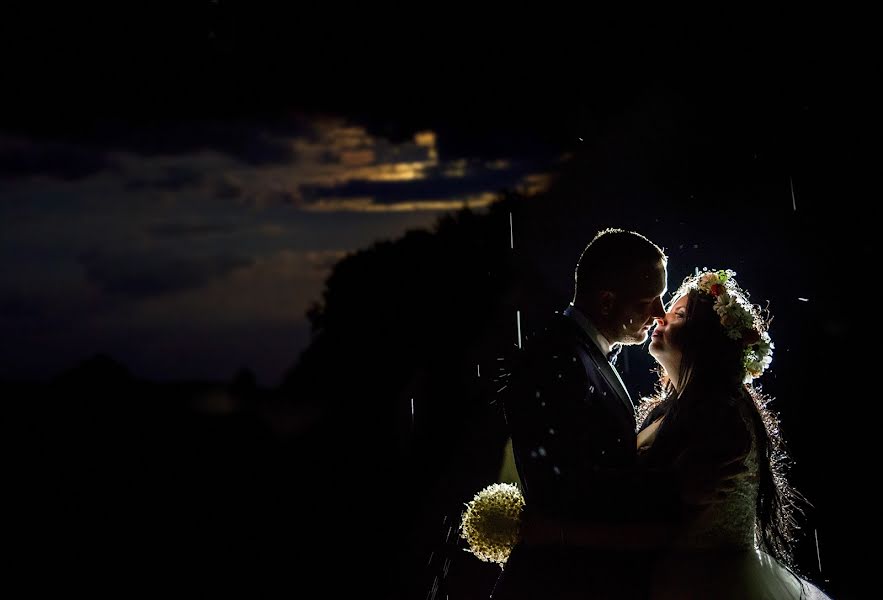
[{"left": 574, "top": 228, "right": 666, "bottom": 301}]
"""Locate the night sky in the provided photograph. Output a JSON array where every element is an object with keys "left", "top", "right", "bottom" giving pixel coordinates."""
[
  {"left": 4, "top": 10, "right": 871, "bottom": 387},
  {"left": 1, "top": 6, "right": 579, "bottom": 384},
  {"left": 1, "top": 8, "right": 875, "bottom": 596}
]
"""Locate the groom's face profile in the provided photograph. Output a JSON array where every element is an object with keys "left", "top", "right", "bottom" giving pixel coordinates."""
[{"left": 611, "top": 260, "right": 667, "bottom": 345}]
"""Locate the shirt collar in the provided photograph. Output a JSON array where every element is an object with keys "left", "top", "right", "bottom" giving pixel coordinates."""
[{"left": 563, "top": 303, "right": 617, "bottom": 357}]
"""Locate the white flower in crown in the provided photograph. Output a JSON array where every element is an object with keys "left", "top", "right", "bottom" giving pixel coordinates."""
[
  {"left": 691, "top": 269, "right": 774, "bottom": 382},
  {"left": 743, "top": 330, "right": 775, "bottom": 382}
]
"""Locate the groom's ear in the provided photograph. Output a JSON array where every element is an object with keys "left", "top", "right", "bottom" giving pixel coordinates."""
[{"left": 599, "top": 291, "right": 616, "bottom": 316}]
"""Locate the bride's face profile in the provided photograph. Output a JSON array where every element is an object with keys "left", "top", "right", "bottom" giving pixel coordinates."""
[{"left": 649, "top": 294, "right": 688, "bottom": 374}]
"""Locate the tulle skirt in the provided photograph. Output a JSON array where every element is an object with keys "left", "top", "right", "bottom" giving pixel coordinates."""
[{"left": 650, "top": 547, "right": 832, "bottom": 599}]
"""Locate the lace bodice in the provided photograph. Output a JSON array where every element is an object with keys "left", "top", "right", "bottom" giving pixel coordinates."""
[
  {"left": 636, "top": 402, "right": 834, "bottom": 599},
  {"left": 673, "top": 430, "right": 758, "bottom": 550},
  {"left": 639, "top": 407, "right": 760, "bottom": 551},
  {"left": 675, "top": 416, "right": 758, "bottom": 550}
]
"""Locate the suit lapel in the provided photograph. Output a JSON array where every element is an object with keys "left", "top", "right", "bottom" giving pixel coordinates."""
[
  {"left": 558, "top": 313, "right": 635, "bottom": 420},
  {"left": 585, "top": 340, "right": 634, "bottom": 417}
]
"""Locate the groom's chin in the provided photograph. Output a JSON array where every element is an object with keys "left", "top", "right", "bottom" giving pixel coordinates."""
[
  {"left": 622, "top": 333, "right": 648, "bottom": 346},
  {"left": 632, "top": 330, "right": 651, "bottom": 344}
]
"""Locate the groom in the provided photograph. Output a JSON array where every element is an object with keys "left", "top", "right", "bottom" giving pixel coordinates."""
[{"left": 495, "top": 228, "right": 668, "bottom": 599}]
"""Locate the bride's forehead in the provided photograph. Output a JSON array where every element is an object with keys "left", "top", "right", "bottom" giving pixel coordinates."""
[{"left": 667, "top": 295, "right": 690, "bottom": 311}]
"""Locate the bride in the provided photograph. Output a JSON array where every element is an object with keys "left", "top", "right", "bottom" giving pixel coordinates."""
[{"left": 638, "top": 269, "right": 831, "bottom": 599}]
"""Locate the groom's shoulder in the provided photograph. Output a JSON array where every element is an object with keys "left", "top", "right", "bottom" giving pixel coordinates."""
[
  {"left": 501, "top": 314, "right": 589, "bottom": 411},
  {"left": 517, "top": 312, "right": 585, "bottom": 368},
  {"left": 530, "top": 311, "right": 582, "bottom": 349}
]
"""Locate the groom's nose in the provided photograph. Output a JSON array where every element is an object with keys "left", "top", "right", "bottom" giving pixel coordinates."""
[{"left": 650, "top": 297, "right": 665, "bottom": 318}]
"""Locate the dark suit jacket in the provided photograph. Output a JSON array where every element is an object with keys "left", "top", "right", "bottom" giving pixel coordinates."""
[
  {"left": 504, "top": 310, "right": 639, "bottom": 521},
  {"left": 494, "top": 310, "right": 662, "bottom": 599}
]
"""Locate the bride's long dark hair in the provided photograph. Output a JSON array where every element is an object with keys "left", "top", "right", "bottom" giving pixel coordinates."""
[{"left": 637, "top": 283, "right": 803, "bottom": 570}]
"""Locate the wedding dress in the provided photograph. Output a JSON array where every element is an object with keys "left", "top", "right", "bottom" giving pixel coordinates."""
[{"left": 638, "top": 410, "right": 832, "bottom": 600}]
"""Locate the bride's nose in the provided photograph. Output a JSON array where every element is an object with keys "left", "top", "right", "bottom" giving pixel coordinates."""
[{"left": 654, "top": 316, "right": 666, "bottom": 327}]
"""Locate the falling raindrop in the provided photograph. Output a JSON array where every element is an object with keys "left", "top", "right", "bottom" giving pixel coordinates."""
[
  {"left": 428, "top": 575, "right": 439, "bottom": 600},
  {"left": 509, "top": 212, "right": 514, "bottom": 249}
]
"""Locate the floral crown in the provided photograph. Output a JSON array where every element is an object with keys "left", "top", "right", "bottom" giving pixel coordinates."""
[{"left": 685, "top": 269, "right": 774, "bottom": 383}]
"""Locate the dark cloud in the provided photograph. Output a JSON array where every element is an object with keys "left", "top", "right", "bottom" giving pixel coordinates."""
[
  {"left": 306, "top": 251, "right": 348, "bottom": 272},
  {"left": 375, "top": 141, "right": 435, "bottom": 164},
  {"left": 0, "top": 111, "right": 313, "bottom": 182},
  {"left": 317, "top": 149, "right": 340, "bottom": 165},
  {"left": 214, "top": 178, "right": 244, "bottom": 200},
  {"left": 115, "top": 121, "right": 299, "bottom": 166},
  {"left": 0, "top": 138, "right": 118, "bottom": 181},
  {"left": 0, "top": 282, "right": 121, "bottom": 328},
  {"left": 264, "top": 189, "right": 301, "bottom": 206},
  {"left": 146, "top": 222, "right": 240, "bottom": 240},
  {"left": 300, "top": 160, "right": 551, "bottom": 205},
  {"left": 239, "top": 188, "right": 302, "bottom": 208},
  {"left": 80, "top": 249, "right": 254, "bottom": 298},
  {"left": 126, "top": 166, "right": 205, "bottom": 191},
  {"left": 0, "top": 117, "right": 309, "bottom": 181}
]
